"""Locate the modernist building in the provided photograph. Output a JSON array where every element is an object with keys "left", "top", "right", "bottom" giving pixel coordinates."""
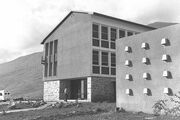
[
  {"left": 41, "top": 11, "right": 154, "bottom": 102},
  {"left": 116, "top": 24, "right": 180, "bottom": 113}
]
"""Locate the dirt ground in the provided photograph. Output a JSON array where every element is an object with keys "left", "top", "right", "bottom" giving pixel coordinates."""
[{"left": 0, "top": 102, "right": 180, "bottom": 120}]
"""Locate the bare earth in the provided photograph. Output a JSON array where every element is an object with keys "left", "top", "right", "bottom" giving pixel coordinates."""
[{"left": 0, "top": 102, "right": 180, "bottom": 120}]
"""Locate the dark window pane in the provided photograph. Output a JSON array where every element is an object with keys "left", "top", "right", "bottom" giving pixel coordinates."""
[
  {"left": 54, "top": 40, "right": 58, "bottom": 54},
  {"left": 93, "top": 50, "right": 99, "bottom": 65},
  {"left": 111, "top": 53, "right": 116, "bottom": 66},
  {"left": 45, "top": 43, "right": 49, "bottom": 56},
  {"left": 101, "top": 26, "right": 108, "bottom": 40},
  {"left": 93, "top": 24, "right": 99, "bottom": 38},
  {"left": 119, "top": 30, "right": 125, "bottom": 38},
  {"left": 49, "top": 63, "right": 52, "bottom": 76},
  {"left": 111, "top": 28, "right": 116, "bottom": 41},
  {"left": 127, "top": 31, "right": 133, "bottom": 36},
  {"left": 44, "top": 63, "right": 48, "bottom": 77},
  {"left": 93, "top": 39, "right": 99, "bottom": 47},
  {"left": 50, "top": 41, "right": 53, "bottom": 55},
  {"left": 53, "top": 61, "right": 57, "bottom": 76},
  {"left": 111, "top": 68, "right": 116, "bottom": 75},
  {"left": 102, "top": 52, "right": 108, "bottom": 66},
  {"left": 93, "top": 66, "right": 100, "bottom": 74},
  {"left": 101, "top": 67, "right": 109, "bottom": 74},
  {"left": 110, "top": 42, "right": 115, "bottom": 49},
  {"left": 101, "top": 41, "right": 109, "bottom": 48}
]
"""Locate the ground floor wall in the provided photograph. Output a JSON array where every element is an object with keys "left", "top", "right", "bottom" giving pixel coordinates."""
[{"left": 43, "top": 76, "right": 116, "bottom": 102}]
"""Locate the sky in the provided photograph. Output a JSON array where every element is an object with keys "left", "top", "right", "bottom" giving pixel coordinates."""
[{"left": 0, "top": 0, "right": 180, "bottom": 64}]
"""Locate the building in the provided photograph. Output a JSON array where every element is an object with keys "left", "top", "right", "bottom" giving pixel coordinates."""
[
  {"left": 41, "top": 11, "right": 154, "bottom": 102},
  {"left": 0, "top": 90, "right": 10, "bottom": 101},
  {"left": 116, "top": 24, "right": 180, "bottom": 113}
]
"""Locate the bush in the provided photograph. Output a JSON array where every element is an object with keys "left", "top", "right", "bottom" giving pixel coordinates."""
[{"left": 152, "top": 91, "right": 180, "bottom": 116}]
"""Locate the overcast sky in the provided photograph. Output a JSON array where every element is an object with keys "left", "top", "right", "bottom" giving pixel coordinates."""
[{"left": 0, "top": 0, "right": 180, "bottom": 64}]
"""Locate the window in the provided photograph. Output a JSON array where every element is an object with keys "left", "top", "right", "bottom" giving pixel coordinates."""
[
  {"left": 45, "top": 43, "right": 49, "bottom": 56},
  {"left": 101, "top": 41, "right": 109, "bottom": 48},
  {"left": 111, "top": 53, "right": 116, "bottom": 75},
  {"left": 44, "top": 43, "right": 49, "bottom": 77},
  {"left": 127, "top": 31, "right": 133, "bottom": 36},
  {"left": 101, "top": 52, "right": 108, "bottom": 66},
  {"left": 111, "top": 53, "right": 116, "bottom": 67},
  {"left": 49, "top": 41, "right": 53, "bottom": 76},
  {"left": 93, "top": 24, "right": 99, "bottom": 38},
  {"left": 110, "top": 28, "right": 116, "bottom": 49},
  {"left": 101, "top": 52, "right": 109, "bottom": 75},
  {"left": 101, "top": 67, "right": 109, "bottom": 74},
  {"left": 92, "top": 50, "right": 100, "bottom": 74},
  {"left": 101, "top": 26, "right": 108, "bottom": 40},
  {"left": 53, "top": 40, "right": 58, "bottom": 76},
  {"left": 119, "top": 29, "right": 125, "bottom": 38},
  {"left": 92, "top": 24, "right": 100, "bottom": 47},
  {"left": 93, "top": 50, "right": 99, "bottom": 65},
  {"left": 0, "top": 93, "right": 2, "bottom": 96}
]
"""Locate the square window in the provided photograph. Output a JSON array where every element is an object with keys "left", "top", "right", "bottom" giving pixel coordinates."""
[
  {"left": 101, "top": 41, "right": 109, "bottom": 48},
  {"left": 110, "top": 42, "right": 115, "bottom": 49},
  {"left": 93, "top": 66, "right": 100, "bottom": 74},
  {"left": 101, "top": 67, "right": 109, "bottom": 75},
  {"left": 93, "top": 39, "right": 100, "bottom": 47}
]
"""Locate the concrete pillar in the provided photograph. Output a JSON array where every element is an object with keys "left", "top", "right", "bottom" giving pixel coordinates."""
[{"left": 87, "top": 77, "right": 91, "bottom": 102}]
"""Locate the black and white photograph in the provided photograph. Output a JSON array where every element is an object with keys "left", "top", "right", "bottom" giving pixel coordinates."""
[{"left": 0, "top": 0, "right": 180, "bottom": 119}]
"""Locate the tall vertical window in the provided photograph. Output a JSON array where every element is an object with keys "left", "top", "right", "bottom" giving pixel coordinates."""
[
  {"left": 111, "top": 53, "right": 116, "bottom": 75},
  {"left": 44, "top": 43, "right": 49, "bottom": 77},
  {"left": 119, "top": 29, "right": 126, "bottom": 38},
  {"left": 101, "top": 26, "right": 109, "bottom": 48},
  {"left": 101, "top": 52, "right": 109, "bottom": 74},
  {"left": 49, "top": 41, "right": 53, "bottom": 76},
  {"left": 53, "top": 40, "right": 58, "bottom": 76},
  {"left": 92, "top": 24, "right": 100, "bottom": 47},
  {"left": 110, "top": 28, "right": 116, "bottom": 49},
  {"left": 92, "top": 50, "right": 100, "bottom": 74}
]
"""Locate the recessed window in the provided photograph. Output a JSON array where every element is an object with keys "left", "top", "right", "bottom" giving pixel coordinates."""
[
  {"left": 102, "top": 52, "right": 108, "bottom": 66},
  {"left": 124, "top": 46, "right": 132, "bottom": 53},
  {"left": 92, "top": 24, "right": 99, "bottom": 38},
  {"left": 101, "top": 26, "right": 108, "bottom": 40},
  {"left": 110, "top": 28, "right": 116, "bottom": 49},
  {"left": 93, "top": 39, "right": 100, "bottom": 47},
  {"left": 119, "top": 29, "right": 125, "bottom": 38},
  {"left": 93, "top": 50, "right": 99, "bottom": 65},
  {"left": 101, "top": 67, "right": 109, "bottom": 74},
  {"left": 111, "top": 53, "right": 116, "bottom": 67},
  {"left": 127, "top": 31, "right": 133, "bottom": 36},
  {"left": 92, "top": 50, "right": 100, "bottom": 74},
  {"left": 93, "top": 66, "right": 100, "bottom": 74},
  {"left": 101, "top": 40, "right": 109, "bottom": 48},
  {"left": 141, "top": 43, "right": 149, "bottom": 49}
]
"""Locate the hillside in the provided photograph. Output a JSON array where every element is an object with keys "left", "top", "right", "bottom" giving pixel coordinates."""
[{"left": 0, "top": 52, "right": 43, "bottom": 99}]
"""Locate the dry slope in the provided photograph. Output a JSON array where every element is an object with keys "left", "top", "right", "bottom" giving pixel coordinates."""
[{"left": 0, "top": 52, "right": 43, "bottom": 99}]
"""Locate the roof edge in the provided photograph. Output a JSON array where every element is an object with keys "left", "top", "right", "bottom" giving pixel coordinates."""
[{"left": 41, "top": 11, "right": 156, "bottom": 44}]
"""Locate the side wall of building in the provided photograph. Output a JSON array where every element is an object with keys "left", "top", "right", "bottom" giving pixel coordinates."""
[
  {"left": 116, "top": 24, "right": 180, "bottom": 113},
  {"left": 44, "top": 13, "right": 92, "bottom": 80}
]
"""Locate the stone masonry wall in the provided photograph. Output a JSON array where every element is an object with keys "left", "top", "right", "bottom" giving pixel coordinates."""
[
  {"left": 44, "top": 80, "right": 60, "bottom": 101},
  {"left": 91, "top": 76, "right": 115, "bottom": 102}
]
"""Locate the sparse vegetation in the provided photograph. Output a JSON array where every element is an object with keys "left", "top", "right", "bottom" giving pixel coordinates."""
[{"left": 153, "top": 91, "right": 180, "bottom": 116}]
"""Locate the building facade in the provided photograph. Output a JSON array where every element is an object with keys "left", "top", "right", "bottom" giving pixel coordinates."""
[
  {"left": 116, "top": 24, "right": 180, "bottom": 113},
  {"left": 41, "top": 11, "right": 154, "bottom": 102}
]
